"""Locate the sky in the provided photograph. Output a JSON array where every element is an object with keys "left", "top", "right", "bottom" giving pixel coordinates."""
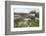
[{"left": 14, "top": 5, "right": 39, "bottom": 13}]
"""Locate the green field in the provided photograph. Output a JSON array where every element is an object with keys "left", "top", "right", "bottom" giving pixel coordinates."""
[{"left": 14, "top": 17, "right": 39, "bottom": 27}]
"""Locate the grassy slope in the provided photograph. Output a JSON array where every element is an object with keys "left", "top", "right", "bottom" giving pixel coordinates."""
[{"left": 14, "top": 17, "right": 39, "bottom": 27}]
